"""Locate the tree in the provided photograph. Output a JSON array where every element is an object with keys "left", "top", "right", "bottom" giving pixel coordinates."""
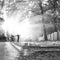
[
  {"left": 38, "top": 0, "right": 48, "bottom": 40},
  {"left": 37, "top": 0, "right": 60, "bottom": 40},
  {"left": 48, "top": 0, "right": 60, "bottom": 40}
]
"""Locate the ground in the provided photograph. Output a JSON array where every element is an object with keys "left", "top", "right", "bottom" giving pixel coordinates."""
[{"left": 0, "top": 42, "right": 60, "bottom": 60}]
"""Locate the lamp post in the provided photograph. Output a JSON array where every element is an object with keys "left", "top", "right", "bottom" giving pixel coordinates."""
[{"left": 17, "top": 34, "right": 20, "bottom": 42}]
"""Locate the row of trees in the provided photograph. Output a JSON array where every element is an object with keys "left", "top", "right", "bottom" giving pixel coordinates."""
[
  {"left": 1, "top": 0, "right": 60, "bottom": 40},
  {"left": 38, "top": 0, "right": 60, "bottom": 40}
]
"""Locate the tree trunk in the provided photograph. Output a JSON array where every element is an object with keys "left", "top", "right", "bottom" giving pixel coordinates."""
[
  {"left": 50, "top": 34, "right": 51, "bottom": 40},
  {"left": 53, "top": 33, "right": 54, "bottom": 40},
  {"left": 39, "top": 0, "right": 47, "bottom": 41},
  {"left": 44, "top": 28, "right": 47, "bottom": 40},
  {"left": 57, "top": 29, "right": 59, "bottom": 40},
  {"left": 43, "top": 23, "right": 47, "bottom": 41}
]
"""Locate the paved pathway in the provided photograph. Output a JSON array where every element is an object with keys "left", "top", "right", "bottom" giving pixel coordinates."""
[
  {"left": 0, "top": 42, "right": 20, "bottom": 60},
  {"left": 4, "top": 42, "right": 20, "bottom": 60},
  {"left": 0, "top": 42, "right": 5, "bottom": 60}
]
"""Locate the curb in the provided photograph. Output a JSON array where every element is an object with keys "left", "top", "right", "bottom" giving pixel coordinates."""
[
  {"left": 10, "top": 42, "right": 30, "bottom": 56},
  {"left": 10, "top": 42, "right": 22, "bottom": 51}
]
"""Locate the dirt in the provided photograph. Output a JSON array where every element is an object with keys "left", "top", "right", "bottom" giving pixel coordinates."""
[{"left": 18, "top": 51, "right": 60, "bottom": 60}]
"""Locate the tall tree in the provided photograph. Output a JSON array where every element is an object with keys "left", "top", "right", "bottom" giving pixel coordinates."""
[
  {"left": 38, "top": 0, "right": 48, "bottom": 40},
  {"left": 48, "top": 0, "right": 60, "bottom": 40}
]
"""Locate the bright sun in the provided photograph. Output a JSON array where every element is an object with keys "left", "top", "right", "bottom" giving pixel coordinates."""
[{"left": 2, "top": 18, "right": 31, "bottom": 39}]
